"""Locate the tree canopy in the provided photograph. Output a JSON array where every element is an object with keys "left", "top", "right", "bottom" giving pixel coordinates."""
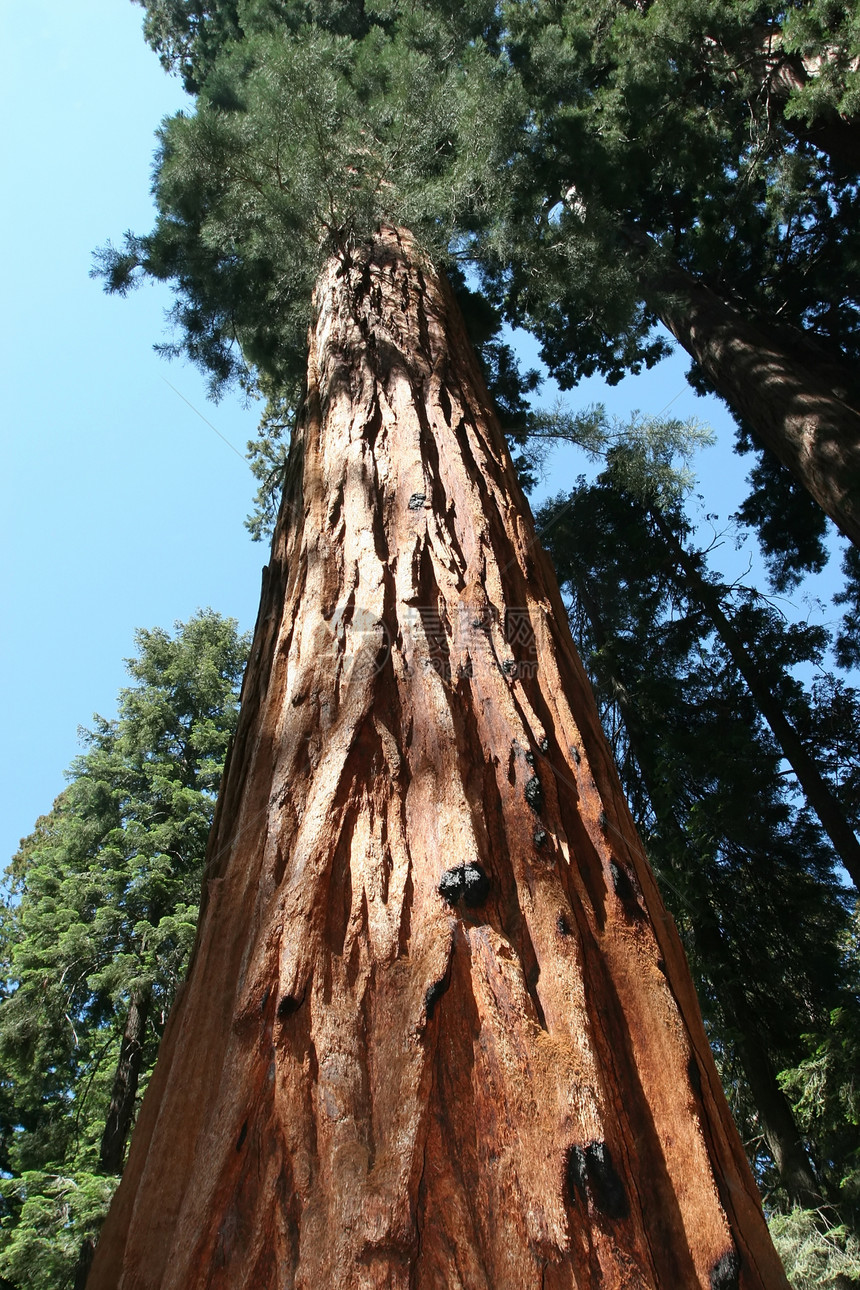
[
  {"left": 0, "top": 611, "right": 248, "bottom": 1290},
  {"left": 96, "top": 0, "right": 860, "bottom": 556},
  {"left": 98, "top": 0, "right": 519, "bottom": 396}
]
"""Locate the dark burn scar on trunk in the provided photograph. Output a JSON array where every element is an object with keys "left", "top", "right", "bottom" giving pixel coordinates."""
[
  {"left": 408, "top": 492, "right": 426, "bottom": 510},
  {"left": 688, "top": 1053, "right": 703, "bottom": 1096},
  {"left": 610, "top": 861, "right": 644, "bottom": 917},
  {"left": 565, "top": 1145, "right": 587, "bottom": 1204},
  {"left": 524, "top": 775, "right": 543, "bottom": 813},
  {"left": 586, "top": 1142, "right": 629, "bottom": 1219},
  {"left": 438, "top": 867, "right": 464, "bottom": 905},
  {"left": 557, "top": 913, "right": 571, "bottom": 936},
  {"left": 610, "top": 861, "right": 634, "bottom": 901},
  {"left": 277, "top": 993, "right": 304, "bottom": 1020},
  {"left": 438, "top": 863, "right": 490, "bottom": 908},
  {"left": 424, "top": 974, "right": 451, "bottom": 1021},
  {"left": 564, "top": 1142, "right": 629, "bottom": 1220},
  {"left": 236, "top": 1121, "right": 248, "bottom": 1151},
  {"left": 533, "top": 828, "right": 548, "bottom": 848},
  {"left": 710, "top": 1248, "right": 740, "bottom": 1290}
]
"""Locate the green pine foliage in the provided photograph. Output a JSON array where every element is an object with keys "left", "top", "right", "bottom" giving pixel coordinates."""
[
  {"left": 731, "top": 432, "right": 831, "bottom": 593},
  {"left": 779, "top": 911, "right": 860, "bottom": 1217},
  {"left": 482, "top": 0, "right": 860, "bottom": 581},
  {"left": 99, "top": 2, "right": 535, "bottom": 543},
  {"left": 0, "top": 1173, "right": 116, "bottom": 1290},
  {"left": 493, "top": 0, "right": 860, "bottom": 372},
  {"left": 0, "top": 611, "right": 248, "bottom": 1290},
  {"left": 782, "top": 0, "right": 860, "bottom": 131},
  {"left": 96, "top": 0, "right": 520, "bottom": 396},
  {"left": 770, "top": 1206, "right": 860, "bottom": 1290},
  {"left": 836, "top": 548, "right": 860, "bottom": 669},
  {"left": 109, "top": 2, "right": 860, "bottom": 589}
]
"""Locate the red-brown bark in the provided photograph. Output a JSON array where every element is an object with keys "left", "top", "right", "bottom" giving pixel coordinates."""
[
  {"left": 87, "top": 228, "right": 788, "bottom": 1289},
  {"left": 563, "top": 576, "right": 824, "bottom": 1209}
]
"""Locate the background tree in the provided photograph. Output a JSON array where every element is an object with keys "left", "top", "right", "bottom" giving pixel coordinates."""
[
  {"left": 481, "top": 0, "right": 860, "bottom": 549},
  {"left": 533, "top": 419, "right": 860, "bottom": 1274},
  {"left": 544, "top": 408, "right": 860, "bottom": 884},
  {"left": 0, "top": 611, "right": 248, "bottom": 1290}
]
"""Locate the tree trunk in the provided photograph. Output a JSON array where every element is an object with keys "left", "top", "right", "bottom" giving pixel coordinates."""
[
  {"left": 637, "top": 249, "right": 860, "bottom": 550},
  {"left": 717, "top": 979, "right": 823, "bottom": 1213},
  {"left": 720, "top": 23, "right": 860, "bottom": 174},
  {"left": 99, "top": 989, "right": 150, "bottom": 1176},
  {"left": 72, "top": 992, "right": 150, "bottom": 1290},
  {"left": 649, "top": 508, "right": 860, "bottom": 889},
  {"left": 72, "top": 1242, "right": 96, "bottom": 1290},
  {"left": 86, "top": 228, "right": 787, "bottom": 1289},
  {"left": 571, "top": 574, "right": 825, "bottom": 1209},
  {"left": 766, "top": 52, "right": 860, "bottom": 174}
]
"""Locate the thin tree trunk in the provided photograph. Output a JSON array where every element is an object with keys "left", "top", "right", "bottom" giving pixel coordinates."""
[
  {"left": 572, "top": 574, "right": 825, "bottom": 1209},
  {"left": 635, "top": 247, "right": 860, "bottom": 549},
  {"left": 99, "top": 989, "right": 149, "bottom": 1175},
  {"left": 721, "top": 23, "right": 860, "bottom": 173},
  {"left": 72, "top": 1242, "right": 96, "bottom": 1290},
  {"left": 717, "top": 978, "right": 823, "bottom": 1212},
  {"left": 73, "top": 991, "right": 150, "bottom": 1288},
  {"left": 649, "top": 508, "right": 860, "bottom": 889},
  {"left": 86, "top": 228, "right": 787, "bottom": 1289}
]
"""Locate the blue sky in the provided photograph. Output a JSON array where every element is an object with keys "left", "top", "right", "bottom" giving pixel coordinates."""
[
  {"left": 1, "top": 1, "right": 264, "bottom": 863},
  {"left": 0, "top": 0, "right": 844, "bottom": 866}
]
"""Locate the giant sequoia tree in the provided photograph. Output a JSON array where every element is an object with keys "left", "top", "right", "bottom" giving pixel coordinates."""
[{"left": 87, "top": 4, "right": 790, "bottom": 1285}]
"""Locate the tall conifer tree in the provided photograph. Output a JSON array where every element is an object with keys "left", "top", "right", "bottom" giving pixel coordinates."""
[
  {"left": 85, "top": 5, "right": 791, "bottom": 1285},
  {"left": 538, "top": 463, "right": 859, "bottom": 1202},
  {"left": 0, "top": 611, "right": 248, "bottom": 1290}
]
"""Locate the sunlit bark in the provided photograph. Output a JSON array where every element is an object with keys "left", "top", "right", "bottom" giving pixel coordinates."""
[{"left": 88, "top": 229, "right": 788, "bottom": 1289}]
